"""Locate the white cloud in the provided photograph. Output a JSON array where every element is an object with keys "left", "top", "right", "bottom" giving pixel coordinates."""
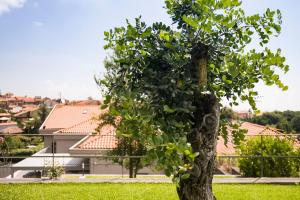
[
  {"left": 32, "top": 20, "right": 44, "bottom": 27},
  {"left": 0, "top": 0, "right": 26, "bottom": 15}
]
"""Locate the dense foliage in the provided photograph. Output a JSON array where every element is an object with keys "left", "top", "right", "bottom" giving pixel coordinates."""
[
  {"left": 238, "top": 137, "right": 298, "bottom": 177},
  {"left": 247, "top": 111, "right": 300, "bottom": 133},
  {"left": 22, "top": 104, "right": 49, "bottom": 135},
  {"left": 97, "top": 0, "right": 289, "bottom": 190}
]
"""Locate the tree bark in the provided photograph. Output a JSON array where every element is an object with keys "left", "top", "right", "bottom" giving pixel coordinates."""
[
  {"left": 133, "top": 159, "right": 140, "bottom": 178},
  {"left": 129, "top": 158, "right": 134, "bottom": 178},
  {"left": 177, "top": 44, "right": 220, "bottom": 200},
  {"left": 129, "top": 142, "right": 134, "bottom": 178}
]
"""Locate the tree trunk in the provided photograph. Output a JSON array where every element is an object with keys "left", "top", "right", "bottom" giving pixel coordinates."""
[
  {"left": 129, "top": 142, "right": 134, "bottom": 178},
  {"left": 129, "top": 158, "right": 134, "bottom": 178},
  {"left": 133, "top": 159, "right": 140, "bottom": 178},
  {"left": 177, "top": 44, "right": 220, "bottom": 200}
]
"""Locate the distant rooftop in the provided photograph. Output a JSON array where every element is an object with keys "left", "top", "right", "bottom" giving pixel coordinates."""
[
  {"left": 217, "top": 122, "right": 282, "bottom": 155},
  {"left": 54, "top": 119, "right": 99, "bottom": 135},
  {"left": 40, "top": 104, "right": 102, "bottom": 131}
]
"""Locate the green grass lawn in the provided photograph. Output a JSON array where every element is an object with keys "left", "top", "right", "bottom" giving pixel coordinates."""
[
  {"left": 64, "top": 175, "right": 237, "bottom": 179},
  {"left": 0, "top": 183, "right": 299, "bottom": 200}
]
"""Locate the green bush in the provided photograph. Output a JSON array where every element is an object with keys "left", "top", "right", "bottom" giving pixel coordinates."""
[
  {"left": 4, "top": 136, "right": 24, "bottom": 149},
  {"left": 45, "top": 162, "right": 64, "bottom": 179},
  {"left": 294, "top": 148, "right": 300, "bottom": 176},
  {"left": 238, "top": 137, "right": 298, "bottom": 177}
]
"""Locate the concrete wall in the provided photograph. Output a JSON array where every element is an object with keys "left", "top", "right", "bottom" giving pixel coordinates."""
[
  {"left": 43, "top": 135, "right": 53, "bottom": 153},
  {"left": 0, "top": 166, "right": 11, "bottom": 178},
  {"left": 43, "top": 135, "right": 86, "bottom": 153},
  {"left": 56, "top": 138, "right": 83, "bottom": 153},
  {"left": 89, "top": 158, "right": 162, "bottom": 175}
]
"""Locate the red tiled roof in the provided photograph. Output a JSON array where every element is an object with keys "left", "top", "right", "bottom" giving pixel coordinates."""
[
  {"left": 77, "top": 135, "right": 117, "bottom": 150},
  {"left": 40, "top": 104, "right": 101, "bottom": 130},
  {"left": 0, "top": 127, "right": 23, "bottom": 134},
  {"left": 55, "top": 119, "right": 99, "bottom": 135},
  {"left": 216, "top": 122, "right": 282, "bottom": 155},
  {"left": 73, "top": 124, "right": 117, "bottom": 150},
  {"left": 0, "top": 122, "right": 23, "bottom": 134},
  {"left": 15, "top": 96, "right": 35, "bottom": 102},
  {"left": 14, "top": 106, "right": 39, "bottom": 117},
  {"left": 240, "top": 122, "right": 279, "bottom": 135},
  {"left": 0, "top": 113, "right": 11, "bottom": 117},
  {"left": 0, "top": 122, "right": 18, "bottom": 126}
]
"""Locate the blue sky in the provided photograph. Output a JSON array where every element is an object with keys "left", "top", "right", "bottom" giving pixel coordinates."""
[{"left": 0, "top": 0, "right": 299, "bottom": 111}]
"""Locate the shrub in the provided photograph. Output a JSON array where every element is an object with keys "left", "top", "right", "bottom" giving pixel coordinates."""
[
  {"left": 4, "top": 136, "right": 24, "bottom": 149},
  {"left": 238, "top": 136, "right": 297, "bottom": 177},
  {"left": 45, "top": 162, "right": 64, "bottom": 179},
  {"left": 294, "top": 148, "right": 300, "bottom": 176}
]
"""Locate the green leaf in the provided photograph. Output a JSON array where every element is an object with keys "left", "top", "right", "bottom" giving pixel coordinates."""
[
  {"left": 282, "top": 85, "right": 288, "bottom": 91},
  {"left": 100, "top": 104, "right": 108, "bottom": 109},
  {"left": 189, "top": 152, "right": 199, "bottom": 160},
  {"left": 163, "top": 105, "right": 176, "bottom": 113},
  {"left": 184, "top": 149, "right": 191, "bottom": 155},
  {"left": 222, "top": 74, "right": 233, "bottom": 84},
  {"left": 159, "top": 31, "right": 170, "bottom": 42},
  {"left": 181, "top": 173, "right": 190, "bottom": 180},
  {"left": 182, "top": 15, "right": 199, "bottom": 28}
]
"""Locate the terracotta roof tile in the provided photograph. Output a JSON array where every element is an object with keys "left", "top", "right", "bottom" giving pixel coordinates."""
[
  {"left": 0, "top": 113, "right": 11, "bottom": 117},
  {"left": 76, "top": 125, "right": 117, "bottom": 150},
  {"left": 0, "top": 122, "right": 22, "bottom": 134},
  {"left": 77, "top": 135, "right": 117, "bottom": 150},
  {"left": 55, "top": 119, "right": 99, "bottom": 135},
  {"left": 40, "top": 104, "right": 101, "bottom": 130},
  {"left": 216, "top": 122, "right": 282, "bottom": 155},
  {"left": 0, "top": 127, "right": 23, "bottom": 134},
  {"left": 0, "top": 122, "right": 18, "bottom": 126},
  {"left": 14, "top": 106, "right": 39, "bottom": 117}
]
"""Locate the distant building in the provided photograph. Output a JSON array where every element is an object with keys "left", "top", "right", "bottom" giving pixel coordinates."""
[
  {"left": 235, "top": 110, "right": 253, "bottom": 119},
  {"left": 13, "top": 106, "right": 40, "bottom": 122},
  {"left": 0, "top": 113, "right": 11, "bottom": 123},
  {"left": 9, "top": 105, "right": 23, "bottom": 114},
  {"left": 0, "top": 122, "right": 23, "bottom": 134},
  {"left": 217, "top": 122, "right": 283, "bottom": 155},
  {"left": 35, "top": 104, "right": 156, "bottom": 174}
]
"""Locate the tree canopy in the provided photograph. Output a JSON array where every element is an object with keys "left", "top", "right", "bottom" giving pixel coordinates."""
[
  {"left": 247, "top": 110, "right": 300, "bottom": 133},
  {"left": 98, "top": 0, "right": 289, "bottom": 186}
]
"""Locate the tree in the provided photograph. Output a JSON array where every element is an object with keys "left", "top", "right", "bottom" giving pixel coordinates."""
[
  {"left": 0, "top": 136, "right": 10, "bottom": 165},
  {"left": 247, "top": 111, "right": 300, "bottom": 133},
  {"left": 249, "top": 112, "right": 281, "bottom": 126},
  {"left": 98, "top": 0, "right": 288, "bottom": 199},
  {"left": 220, "top": 107, "right": 236, "bottom": 121},
  {"left": 38, "top": 104, "right": 49, "bottom": 123},
  {"left": 291, "top": 115, "right": 300, "bottom": 133},
  {"left": 23, "top": 104, "right": 49, "bottom": 135},
  {"left": 109, "top": 137, "right": 146, "bottom": 178}
]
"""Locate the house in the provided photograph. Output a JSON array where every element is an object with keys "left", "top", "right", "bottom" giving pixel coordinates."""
[
  {"left": 11, "top": 104, "right": 100, "bottom": 176},
  {"left": 13, "top": 106, "right": 40, "bottom": 123},
  {"left": 216, "top": 121, "right": 282, "bottom": 155},
  {"left": 235, "top": 110, "right": 253, "bottom": 119},
  {"left": 0, "top": 121, "right": 23, "bottom": 134},
  {"left": 15, "top": 103, "right": 288, "bottom": 176},
  {"left": 39, "top": 104, "right": 102, "bottom": 153},
  {"left": 36, "top": 104, "right": 156, "bottom": 175},
  {"left": 40, "top": 105, "right": 285, "bottom": 174},
  {"left": 0, "top": 113, "right": 11, "bottom": 123}
]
